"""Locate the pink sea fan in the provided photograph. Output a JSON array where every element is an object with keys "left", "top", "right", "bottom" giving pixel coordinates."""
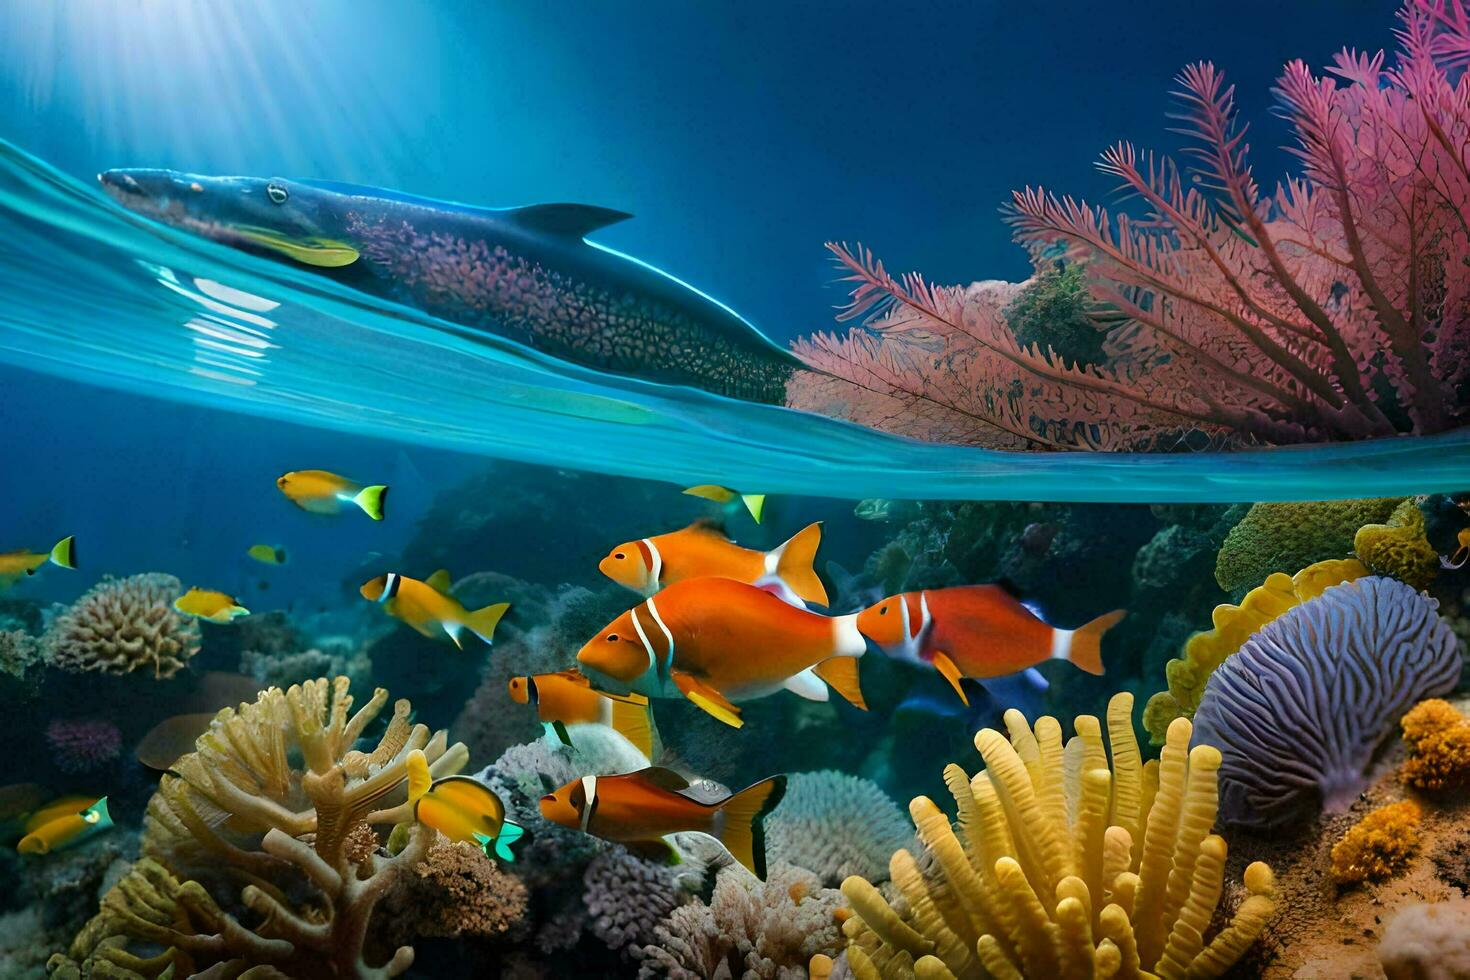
[
  {"left": 790, "top": 0, "right": 1470, "bottom": 451},
  {"left": 45, "top": 717, "right": 122, "bottom": 775}
]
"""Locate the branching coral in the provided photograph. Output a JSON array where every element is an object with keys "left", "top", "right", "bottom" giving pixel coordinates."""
[
  {"left": 789, "top": 1, "right": 1470, "bottom": 450},
  {"left": 1192, "top": 577, "right": 1462, "bottom": 828},
  {"left": 764, "top": 771, "right": 915, "bottom": 887},
  {"left": 1143, "top": 557, "right": 1366, "bottom": 743},
  {"left": 1354, "top": 499, "right": 1439, "bottom": 591},
  {"left": 1213, "top": 499, "right": 1399, "bottom": 594},
  {"left": 839, "top": 692, "right": 1276, "bottom": 979},
  {"left": 635, "top": 864, "right": 845, "bottom": 980},
  {"left": 1330, "top": 801, "right": 1423, "bottom": 886},
  {"left": 44, "top": 574, "right": 200, "bottom": 678},
  {"left": 55, "top": 676, "right": 469, "bottom": 978},
  {"left": 1400, "top": 698, "right": 1470, "bottom": 793}
]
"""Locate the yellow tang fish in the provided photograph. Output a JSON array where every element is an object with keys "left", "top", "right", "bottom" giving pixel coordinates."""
[
  {"left": 0, "top": 536, "right": 76, "bottom": 591},
  {"left": 246, "top": 544, "right": 288, "bottom": 565},
  {"left": 406, "top": 751, "right": 528, "bottom": 862},
  {"left": 17, "top": 796, "right": 113, "bottom": 855},
  {"left": 174, "top": 588, "right": 251, "bottom": 624},
  {"left": 360, "top": 570, "right": 509, "bottom": 649},
  {"left": 276, "top": 470, "right": 388, "bottom": 521},
  {"left": 682, "top": 485, "right": 766, "bottom": 523}
]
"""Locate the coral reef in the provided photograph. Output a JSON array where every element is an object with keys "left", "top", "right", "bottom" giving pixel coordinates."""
[
  {"left": 1142, "top": 557, "right": 1365, "bottom": 743},
  {"left": 1212, "top": 498, "right": 1399, "bottom": 595},
  {"left": 788, "top": 0, "right": 1470, "bottom": 449},
  {"left": 1192, "top": 577, "right": 1462, "bottom": 828},
  {"left": 43, "top": 719, "right": 121, "bottom": 775},
  {"left": 634, "top": 864, "right": 844, "bottom": 979},
  {"left": 50, "top": 676, "right": 469, "bottom": 978},
  {"left": 378, "top": 839, "right": 529, "bottom": 944},
  {"left": 1330, "top": 801, "right": 1423, "bottom": 887},
  {"left": 583, "top": 849, "right": 691, "bottom": 952},
  {"left": 839, "top": 692, "right": 1276, "bottom": 978},
  {"left": 1400, "top": 699, "right": 1470, "bottom": 794},
  {"left": 43, "top": 574, "right": 200, "bottom": 678},
  {"left": 1355, "top": 499, "right": 1440, "bottom": 591},
  {"left": 240, "top": 640, "right": 372, "bottom": 691},
  {"left": 764, "top": 771, "right": 914, "bottom": 887},
  {"left": 0, "top": 628, "right": 40, "bottom": 680},
  {"left": 1378, "top": 897, "right": 1470, "bottom": 980}
]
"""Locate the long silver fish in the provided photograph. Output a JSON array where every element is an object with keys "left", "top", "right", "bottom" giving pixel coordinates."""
[{"left": 99, "top": 170, "right": 802, "bottom": 403}]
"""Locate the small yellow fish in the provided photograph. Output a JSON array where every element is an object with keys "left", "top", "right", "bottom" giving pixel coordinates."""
[
  {"left": 0, "top": 536, "right": 76, "bottom": 591},
  {"left": 1442, "top": 528, "right": 1470, "bottom": 570},
  {"left": 174, "top": 588, "right": 250, "bottom": 624},
  {"left": 276, "top": 470, "right": 388, "bottom": 521},
  {"left": 682, "top": 485, "right": 765, "bottom": 523},
  {"left": 360, "top": 570, "right": 509, "bottom": 648},
  {"left": 17, "top": 796, "right": 112, "bottom": 855},
  {"left": 246, "top": 544, "right": 288, "bottom": 565},
  {"left": 405, "top": 750, "right": 528, "bottom": 861}
]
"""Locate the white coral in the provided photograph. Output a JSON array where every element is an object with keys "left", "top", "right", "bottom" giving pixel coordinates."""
[
  {"left": 1378, "top": 898, "right": 1470, "bottom": 980},
  {"left": 764, "top": 770, "right": 915, "bottom": 886},
  {"left": 44, "top": 574, "right": 200, "bottom": 678}
]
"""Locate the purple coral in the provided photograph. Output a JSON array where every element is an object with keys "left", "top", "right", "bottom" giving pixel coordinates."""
[
  {"left": 45, "top": 718, "right": 122, "bottom": 774},
  {"left": 1192, "top": 577, "right": 1462, "bottom": 829}
]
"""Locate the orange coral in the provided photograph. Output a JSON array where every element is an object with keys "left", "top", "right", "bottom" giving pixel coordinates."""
[
  {"left": 1330, "top": 801, "right": 1423, "bottom": 886},
  {"left": 1400, "top": 700, "right": 1470, "bottom": 794}
]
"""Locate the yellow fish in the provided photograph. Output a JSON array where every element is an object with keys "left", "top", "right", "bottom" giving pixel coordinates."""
[
  {"left": 276, "top": 470, "right": 388, "bottom": 521},
  {"left": 1442, "top": 528, "right": 1470, "bottom": 570},
  {"left": 360, "top": 570, "right": 509, "bottom": 649},
  {"left": 174, "top": 588, "right": 250, "bottom": 624},
  {"left": 682, "top": 485, "right": 766, "bottom": 523},
  {"left": 0, "top": 536, "right": 76, "bottom": 591},
  {"left": 246, "top": 544, "right": 288, "bottom": 565},
  {"left": 405, "top": 750, "right": 528, "bottom": 861},
  {"left": 17, "top": 796, "right": 113, "bottom": 855}
]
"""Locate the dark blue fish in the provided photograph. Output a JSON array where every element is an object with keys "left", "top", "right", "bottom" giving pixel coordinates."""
[{"left": 98, "top": 170, "right": 802, "bottom": 402}]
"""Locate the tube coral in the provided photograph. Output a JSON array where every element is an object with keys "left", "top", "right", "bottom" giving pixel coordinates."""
[
  {"left": 54, "top": 676, "right": 469, "bottom": 978},
  {"left": 1329, "top": 801, "right": 1422, "bottom": 886},
  {"left": 1192, "top": 577, "right": 1462, "bottom": 828},
  {"left": 44, "top": 573, "right": 200, "bottom": 678},
  {"left": 838, "top": 692, "right": 1276, "bottom": 979}
]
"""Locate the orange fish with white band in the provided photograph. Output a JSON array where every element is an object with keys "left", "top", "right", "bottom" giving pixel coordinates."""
[
  {"left": 855, "top": 585, "right": 1125, "bottom": 705},
  {"left": 576, "top": 577, "right": 866, "bottom": 727},
  {"left": 599, "top": 520, "right": 827, "bottom": 606}
]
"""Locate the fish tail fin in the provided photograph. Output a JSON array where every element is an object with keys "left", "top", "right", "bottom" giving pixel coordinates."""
[
  {"left": 715, "top": 775, "right": 786, "bottom": 880},
  {"left": 741, "top": 494, "right": 766, "bottom": 523},
  {"left": 352, "top": 485, "right": 389, "bottom": 521},
  {"left": 1065, "top": 609, "right": 1126, "bottom": 676},
  {"left": 771, "top": 522, "right": 827, "bottom": 606},
  {"left": 465, "top": 602, "right": 510, "bottom": 645},
  {"left": 610, "top": 698, "right": 658, "bottom": 761},
  {"left": 49, "top": 536, "right": 77, "bottom": 570},
  {"left": 813, "top": 657, "right": 867, "bottom": 711}
]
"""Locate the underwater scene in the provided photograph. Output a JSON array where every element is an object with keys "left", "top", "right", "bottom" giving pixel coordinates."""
[{"left": 7, "top": 1, "right": 1470, "bottom": 978}]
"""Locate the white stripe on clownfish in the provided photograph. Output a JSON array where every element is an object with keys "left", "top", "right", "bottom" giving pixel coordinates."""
[
  {"left": 641, "top": 538, "right": 663, "bottom": 591},
  {"left": 644, "top": 596, "right": 676, "bottom": 681},
  {"left": 630, "top": 603, "right": 658, "bottom": 674},
  {"left": 580, "top": 775, "right": 598, "bottom": 832}
]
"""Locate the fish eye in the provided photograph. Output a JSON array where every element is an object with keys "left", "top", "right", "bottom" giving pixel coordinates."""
[
  {"left": 607, "top": 633, "right": 619, "bottom": 642},
  {"left": 266, "top": 181, "right": 288, "bottom": 205},
  {"left": 614, "top": 553, "right": 625, "bottom": 560},
  {"left": 879, "top": 605, "right": 888, "bottom": 615}
]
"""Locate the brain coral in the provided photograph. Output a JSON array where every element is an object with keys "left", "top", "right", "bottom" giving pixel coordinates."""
[
  {"left": 764, "top": 770, "right": 915, "bottom": 887},
  {"left": 44, "top": 574, "right": 200, "bottom": 678},
  {"left": 1354, "top": 499, "right": 1439, "bottom": 591},
  {"left": 1192, "top": 577, "right": 1462, "bottom": 829},
  {"left": 1213, "top": 498, "right": 1401, "bottom": 594}
]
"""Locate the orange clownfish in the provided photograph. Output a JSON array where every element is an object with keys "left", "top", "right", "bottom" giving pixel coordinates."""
[
  {"left": 599, "top": 521, "right": 827, "bottom": 606},
  {"left": 539, "top": 766, "right": 786, "bottom": 879},
  {"left": 856, "top": 585, "right": 1125, "bottom": 705},
  {"left": 508, "top": 670, "right": 658, "bottom": 759},
  {"left": 576, "top": 577, "right": 867, "bottom": 728},
  {"left": 1442, "top": 528, "right": 1470, "bottom": 570},
  {"left": 360, "top": 570, "right": 509, "bottom": 649}
]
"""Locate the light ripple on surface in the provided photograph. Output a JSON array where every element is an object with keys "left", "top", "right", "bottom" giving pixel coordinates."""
[{"left": 1, "top": 138, "right": 1468, "bottom": 503}]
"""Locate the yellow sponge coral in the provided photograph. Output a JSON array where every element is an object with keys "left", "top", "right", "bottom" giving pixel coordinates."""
[
  {"left": 1400, "top": 699, "right": 1470, "bottom": 793},
  {"left": 1143, "top": 557, "right": 1366, "bottom": 744},
  {"left": 1330, "top": 801, "right": 1422, "bottom": 886},
  {"left": 1354, "top": 500, "right": 1438, "bottom": 591},
  {"left": 1214, "top": 498, "right": 1401, "bottom": 593}
]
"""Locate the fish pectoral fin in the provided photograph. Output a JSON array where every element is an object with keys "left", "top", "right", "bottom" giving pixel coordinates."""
[
  {"left": 671, "top": 671, "right": 743, "bottom": 729},
  {"left": 623, "top": 837, "right": 682, "bottom": 866},
  {"left": 507, "top": 203, "right": 633, "bottom": 239},
  {"left": 442, "top": 621, "right": 465, "bottom": 649},
  {"left": 931, "top": 651, "right": 970, "bottom": 706},
  {"left": 781, "top": 667, "right": 830, "bottom": 702}
]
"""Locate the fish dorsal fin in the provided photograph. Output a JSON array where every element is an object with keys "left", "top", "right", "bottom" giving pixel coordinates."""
[
  {"left": 507, "top": 203, "right": 633, "bottom": 239},
  {"left": 686, "top": 518, "right": 730, "bottom": 539},
  {"left": 425, "top": 569, "right": 453, "bottom": 595},
  {"left": 636, "top": 766, "right": 692, "bottom": 793}
]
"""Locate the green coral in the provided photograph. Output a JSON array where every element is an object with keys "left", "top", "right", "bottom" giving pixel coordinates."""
[
  {"left": 1354, "top": 499, "right": 1438, "bottom": 591},
  {"left": 1004, "top": 261, "right": 1108, "bottom": 368},
  {"left": 1214, "top": 498, "right": 1402, "bottom": 594}
]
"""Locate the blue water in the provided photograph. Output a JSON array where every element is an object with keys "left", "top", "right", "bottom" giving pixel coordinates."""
[{"left": 2, "top": 139, "right": 1470, "bottom": 506}]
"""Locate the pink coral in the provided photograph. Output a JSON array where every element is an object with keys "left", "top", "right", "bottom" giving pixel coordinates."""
[
  {"left": 44, "top": 718, "right": 121, "bottom": 774},
  {"left": 791, "top": 0, "right": 1470, "bottom": 451}
]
